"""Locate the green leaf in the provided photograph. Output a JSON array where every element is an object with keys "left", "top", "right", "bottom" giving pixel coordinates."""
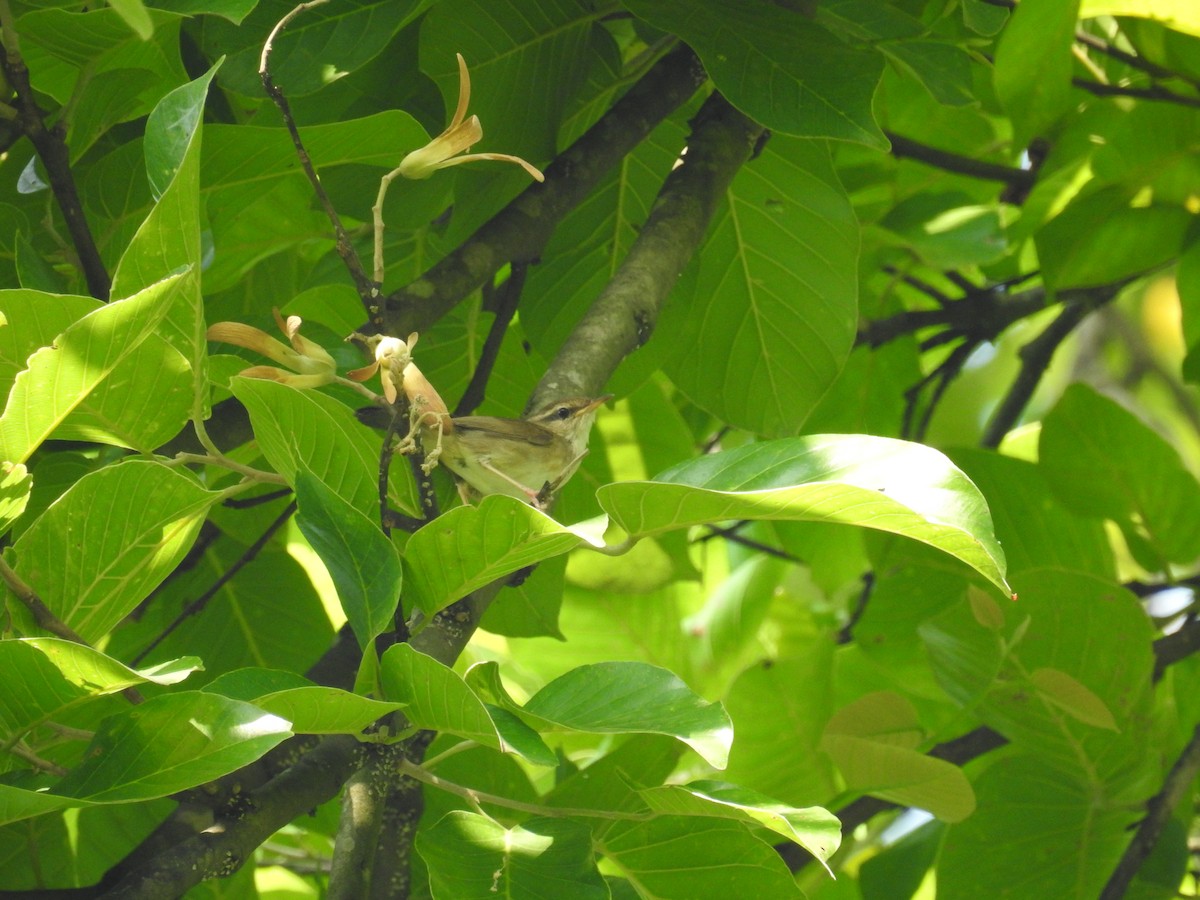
[
  {"left": 8, "top": 460, "right": 219, "bottom": 642},
  {"left": 722, "top": 650, "right": 838, "bottom": 807},
  {"left": 0, "top": 785, "right": 79, "bottom": 828},
  {"left": 0, "top": 461, "right": 31, "bottom": 538},
  {"left": 599, "top": 435, "right": 1010, "bottom": 595},
  {"left": 639, "top": 781, "right": 841, "bottom": 873},
  {"left": 950, "top": 449, "right": 1114, "bottom": 578},
  {"left": 50, "top": 692, "right": 291, "bottom": 802},
  {"left": 1037, "top": 188, "right": 1191, "bottom": 290},
  {"left": 230, "top": 377, "right": 415, "bottom": 516},
  {"left": 294, "top": 469, "right": 402, "bottom": 648},
  {"left": 0, "top": 271, "right": 188, "bottom": 463},
  {"left": 598, "top": 817, "right": 804, "bottom": 898},
  {"left": 109, "top": 0, "right": 155, "bottom": 40},
  {"left": 820, "top": 692, "right": 975, "bottom": 823},
  {"left": 380, "top": 644, "right": 554, "bottom": 765},
  {"left": 522, "top": 661, "right": 733, "bottom": 769},
  {"left": 623, "top": 0, "right": 886, "bottom": 147},
  {"left": 418, "top": 813, "right": 606, "bottom": 900},
  {"left": 1040, "top": 383, "right": 1200, "bottom": 566},
  {"left": 1028, "top": 668, "right": 1119, "bottom": 731},
  {"left": 920, "top": 569, "right": 1154, "bottom": 780},
  {"left": 205, "top": 0, "right": 428, "bottom": 97},
  {"left": 403, "top": 496, "right": 604, "bottom": 616},
  {"left": 112, "top": 63, "right": 219, "bottom": 418},
  {"left": 249, "top": 687, "right": 403, "bottom": 735},
  {"left": 937, "top": 754, "right": 1135, "bottom": 897},
  {"left": 993, "top": 0, "right": 1081, "bottom": 147},
  {"left": 663, "top": 137, "right": 859, "bottom": 436},
  {"left": 479, "top": 554, "right": 567, "bottom": 639},
  {"left": 0, "top": 290, "right": 100, "bottom": 400}
]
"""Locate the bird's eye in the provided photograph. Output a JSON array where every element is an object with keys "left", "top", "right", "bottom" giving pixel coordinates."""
[{"left": 555, "top": 407, "right": 571, "bottom": 420}]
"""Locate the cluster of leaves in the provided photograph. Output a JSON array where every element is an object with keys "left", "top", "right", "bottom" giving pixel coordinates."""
[{"left": 1, "top": 0, "right": 1199, "bottom": 898}]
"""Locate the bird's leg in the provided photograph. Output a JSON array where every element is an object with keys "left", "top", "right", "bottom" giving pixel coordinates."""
[{"left": 474, "top": 457, "right": 543, "bottom": 502}]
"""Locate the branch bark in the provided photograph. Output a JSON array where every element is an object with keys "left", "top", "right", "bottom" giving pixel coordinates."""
[{"left": 532, "top": 91, "right": 764, "bottom": 407}]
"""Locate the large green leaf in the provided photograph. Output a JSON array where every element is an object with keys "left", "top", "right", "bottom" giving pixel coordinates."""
[
  {"left": 230, "top": 377, "right": 415, "bottom": 516},
  {"left": 521, "top": 661, "right": 733, "bottom": 769},
  {"left": 50, "top": 692, "right": 291, "bottom": 802},
  {"left": 418, "top": 813, "right": 606, "bottom": 900},
  {"left": 599, "top": 435, "right": 1010, "bottom": 595},
  {"left": 380, "top": 644, "right": 554, "bottom": 765},
  {"left": 993, "top": 0, "right": 1081, "bottom": 147},
  {"left": 204, "top": 677, "right": 404, "bottom": 735},
  {"left": 663, "top": 137, "right": 859, "bottom": 436},
  {"left": 0, "top": 639, "right": 199, "bottom": 752},
  {"left": 1037, "top": 188, "right": 1191, "bottom": 290},
  {"left": 0, "top": 271, "right": 188, "bottom": 463},
  {"left": 623, "top": 0, "right": 885, "bottom": 147},
  {"left": 7, "top": 460, "right": 219, "bottom": 642},
  {"left": 1039, "top": 383, "right": 1200, "bottom": 566},
  {"left": 295, "top": 469, "right": 402, "bottom": 648},
  {"left": 937, "top": 755, "right": 1135, "bottom": 897},
  {"left": 203, "top": 0, "right": 428, "bottom": 97},
  {"left": 920, "top": 569, "right": 1154, "bottom": 782},
  {"left": 638, "top": 781, "right": 841, "bottom": 873},
  {"left": 597, "top": 817, "right": 804, "bottom": 898},
  {"left": 111, "top": 64, "right": 220, "bottom": 419},
  {"left": 403, "top": 496, "right": 604, "bottom": 615}
]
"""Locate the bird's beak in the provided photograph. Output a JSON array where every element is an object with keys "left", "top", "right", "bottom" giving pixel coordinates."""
[{"left": 581, "top": 394, "right": 613, "bottom": 415}]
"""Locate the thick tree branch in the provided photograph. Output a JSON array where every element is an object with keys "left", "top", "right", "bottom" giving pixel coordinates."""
[
  {"left": 532, "top": 92, "right": 764, "bottom": 407},
  {"left": 99, "top": 587, "right": 496, "bottom": 898},
  {"left": 382, "top": 44, "right": 706, "bottom": 338},
  {"left": 0, "top": 9, "right": 110, "bottom": 300}
]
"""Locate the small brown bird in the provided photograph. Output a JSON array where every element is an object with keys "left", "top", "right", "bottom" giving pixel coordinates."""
[{"left": 423, "top": 396, "right": 610, "bottom": 507}]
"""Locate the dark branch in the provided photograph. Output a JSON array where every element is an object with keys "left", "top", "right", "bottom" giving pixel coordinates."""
[
  {"left": 885, "top": 131, "right": 1034, "bottom": 191},
  {"left": 1073, "top": 77, "right": 1200, "bottom": 109},
  {"left": 0, "top": 34, "right": 110, "bottom": 300},
  {"left": 454, "top": 262, "right": 528, "bottom": 417}
]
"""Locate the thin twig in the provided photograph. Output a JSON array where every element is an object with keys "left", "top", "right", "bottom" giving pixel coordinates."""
[
  {"left": 454, "top": 262, "right": 528, "bottom": 417},
  {"left": 130, "top": 500, "right": 297, "bottom": 665},
  {"left": 0, "top": 556, "right": 92, "bottom": 645},
  {"left": 259, "top": 1, "right": 376, "bottom": 313},
  {"left": 1073, "top": 77, "right": 1200, "bottom": 109},
  {"left": 0, "top": 0, "right": 110, "bottom": 300},
  {"left": 1100, "top": 722, "right": 1200, "bottom": 899},
  {"left": 1074, "top": 30, "right": 1180, "bottom": 83},
  {"left": 696, "top": 523, "right": 804, "bottom": 565},
  {"left": 885, "top": 131, "right": 1034, "bottom": 191}
]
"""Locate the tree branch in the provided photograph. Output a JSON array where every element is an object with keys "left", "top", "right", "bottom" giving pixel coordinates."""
[
  {"left": 0, "top": 4, "right": 110, "bottom": 300},
  {"left": 884, "top": 130, "right": 1034, "bottom": 191},
  {"left": 383, "top": 44, "right": 706, "bottom": 339},
  {"left": 532, "top": 91, "right": 764, "bottom": 407}
]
